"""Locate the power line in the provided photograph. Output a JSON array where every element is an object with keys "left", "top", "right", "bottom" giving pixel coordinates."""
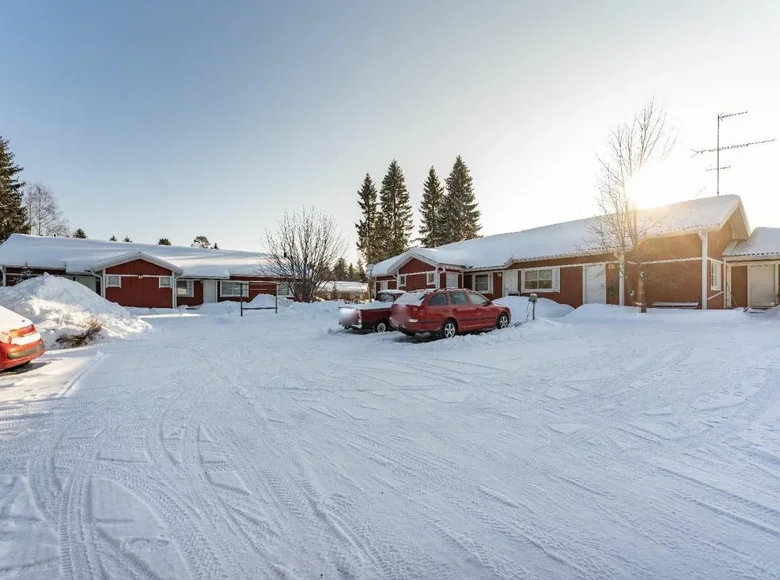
[{"left": 691, "top": 111, "right": 776, "bottom": 196}]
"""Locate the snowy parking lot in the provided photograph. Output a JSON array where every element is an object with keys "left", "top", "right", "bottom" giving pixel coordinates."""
[{"left": 2, "top": 304, "right": 780, "bottom": 579}]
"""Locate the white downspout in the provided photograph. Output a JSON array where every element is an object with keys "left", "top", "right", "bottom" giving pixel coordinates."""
[
  {"left": 725, "top": 263, "right": 731, "bottom": 309},
  {"left": 698, "top": 231, "right": 708, "bottom": 310},
  {"left": 172, "top": 274, "right": 177, "bottom": 308},
  {"left": 1, "top": 266, "right": 6, "bottom": 287},
  {"left": 618, "top": 253, "right": 625, "bottom": 306}
]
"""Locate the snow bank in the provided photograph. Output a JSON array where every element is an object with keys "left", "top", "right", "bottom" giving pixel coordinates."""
[
  {"left": 248, "top": 294, "right": 293, "bottom": 309},
  {"left": 494, "top": 296, "right": 573, "bottom": 323},
  {"left": 0, "top": 275, "right": 150, "bottom": 347},
  {"left": 565, "top": 303, "right": 749, "bottom": 324}
]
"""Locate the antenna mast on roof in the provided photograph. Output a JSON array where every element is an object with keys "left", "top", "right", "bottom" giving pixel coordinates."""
[{"left": 691, "top": 111, "right": 776, "bottom": 196}]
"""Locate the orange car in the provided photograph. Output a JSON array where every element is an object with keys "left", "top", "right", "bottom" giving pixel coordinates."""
[{"left": 0, "top": 305, "right": 45, "bottom": 371}]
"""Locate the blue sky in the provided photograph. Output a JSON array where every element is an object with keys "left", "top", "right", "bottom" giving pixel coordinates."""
[{"left": 2, "top": 0, "right": 779, "bottom": 259}]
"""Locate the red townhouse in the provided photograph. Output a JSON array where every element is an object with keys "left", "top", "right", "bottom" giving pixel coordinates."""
[
  {"left": 0, "top": 235, "right": 290, "bottom": 308},
  {"left": 369, "top": 195, "right": 779, "bottom": 310}
]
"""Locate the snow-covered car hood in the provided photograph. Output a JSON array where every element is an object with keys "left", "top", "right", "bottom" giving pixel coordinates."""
[{"left": 0, "top": 305, "right": 33, "bottom": 331}]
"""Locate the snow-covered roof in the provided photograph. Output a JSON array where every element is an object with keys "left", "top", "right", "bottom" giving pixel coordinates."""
[
  {"left": 724, "top": 227, "right": 780, "bottom": 260},
  {"left": 370, "top": 195, "right": 746, "bottom": 276},
  {"left": 0, "top": 235, "right": 274, "bottom": 279},
  {"left": 318, "top": 281, "right": 369, "bottom": 293}
]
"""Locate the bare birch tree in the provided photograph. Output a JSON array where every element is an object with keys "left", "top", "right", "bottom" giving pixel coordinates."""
[
  {"left": 23, "top": 182, "right": 69, "bottom": 237},
  {"left": 590, "top": 98, "right": 677, "bottom": 313},
  {"left": 263, "top": 208, "right": 347, "bottom": 302}
]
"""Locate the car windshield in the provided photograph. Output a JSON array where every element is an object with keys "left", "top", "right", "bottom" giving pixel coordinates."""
[{"left": 394, "top": 292, "right": 426, "bottom": 305}]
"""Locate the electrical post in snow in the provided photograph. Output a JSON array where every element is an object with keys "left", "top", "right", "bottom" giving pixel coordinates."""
[{"left": 692, "top": 111, "right": 776, "bottom": 196}]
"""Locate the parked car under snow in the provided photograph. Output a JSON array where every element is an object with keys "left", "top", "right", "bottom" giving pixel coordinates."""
[{"left": 338, "top": 290, "right": 405, "bottom": 333}]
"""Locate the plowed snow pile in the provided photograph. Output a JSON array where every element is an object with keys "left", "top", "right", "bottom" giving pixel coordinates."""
[
  {"left": 0, "top": 274, "right": 150, "bottom": 347},
  {"left": 494, "top": 295, "right": 573, "bottom": 322}
]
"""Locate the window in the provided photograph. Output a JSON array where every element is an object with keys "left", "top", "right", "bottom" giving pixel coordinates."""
[
  {"left": 711, "top": 261, "right": 722, "bottom": 291},
  {"left": 449, "top": 291, "right": 470, "bottom": 305},
  {"left": 379, "top": 280, "right": 389, "bottom": 291},
  {"left": 220, "top": 281, "right": 248, "bottom": 298},
  {"left": 469, "top": 292, "right": 490, "bottom": 306},
  {"left": 398, "top": 274, "right": 407, "bottom": 287},
  {"left": 106, "top": 275, "right": 121, "bottom": 288},
  {"left": 428, "top": 293, "right": 448, "bottom": 306},
  {"left": 446, "top": 272, "right": 459, "bottom": 288},
  {"left": 159, "top": 276, "right": 172, "bottom": 288},
  {"left": 426, "top": 272, "right": 436, "bottom": 286},
  {"left": 523, "top": 268, "right": 558, "bottom": 292},
  {"left": 474, "top": 274, "right": 491, "bottom": 293},
  {"left": 177, "top": 280, "right": 194, "bottom": 297},
  {"left": 377, "top": 292, "right": 396, "bottom": 303},
  {"left": 277, "top": 282, "right": 293, "bottom": 297}
]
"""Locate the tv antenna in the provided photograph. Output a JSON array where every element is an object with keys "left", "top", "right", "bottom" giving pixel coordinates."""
[{"left": 691, "top": 111, "right": 775, "bottom": 195}]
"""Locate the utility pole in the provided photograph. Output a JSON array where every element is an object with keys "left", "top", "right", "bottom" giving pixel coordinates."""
[{"left": 692, "top": 111, "right": 776, "bottom": 196}]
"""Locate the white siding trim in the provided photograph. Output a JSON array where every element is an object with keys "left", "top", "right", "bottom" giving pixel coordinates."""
[
  {"left": 700, "top": 231, "right": 708, "bottom": 310},
  {"left": 725, "top": 264, "right": 732, "bottom": 308},
  {"left": 618, "top": 253, "right": 625, "bottom": 306}
]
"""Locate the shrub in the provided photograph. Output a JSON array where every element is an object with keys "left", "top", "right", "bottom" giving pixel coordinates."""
[{"left": 56, "top": 317, "right": 103, "bottom": 348}]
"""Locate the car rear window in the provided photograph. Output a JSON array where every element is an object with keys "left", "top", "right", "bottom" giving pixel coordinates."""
[
  {"left": 376, "top": 292, "right": 397, "bottom": 303},
  {"left": 427, "top": 293, "right": 448, "bottom": 306},
  {"left": 394, "top": 292, "right": 427, "bottom": 305},
  {"left": 449, "top": 291, "right": 470, "bottom": 305}
]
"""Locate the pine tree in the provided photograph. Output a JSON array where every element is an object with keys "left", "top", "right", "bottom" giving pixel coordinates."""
[
  {"left": 0, "top": 135, "right": 28, "bottom": 243},
  {"left": 212, "top": 242, "right": 219, "bottom": 250},
  {"left": 355, "top": 174, "right": 380, "bottom": 266},
  {"left": 123, "top": 236, "right": 132, "bottom": 242},
  {"left": 192, "top": 235, "right": 210, "bottom": 248},
  {"left": 377, "top": 160, "right": 413, "bottom": 259},
  {"left": 158, "top": 238, "right": 171, "bottom": 245},
  {"left": 333, "top": 257, "right": 348, "bottom": 280},
  {"left": 110, "top": 235, "right": 118, "bottom": 241},
  {"left": 418, "top": 166, "right": 445, "bottom": 248},
  {"left": 440, "top": 155, "right": 481, "bottom": 244},
  {"left": 73, "top": 228, "right": 87, "bottom": 239},
  {"left": 346, "top": 262, "right": 356, "bottom": 281},
  {"left": 356, "top": 258, "right": 366, "bottom": 282}
]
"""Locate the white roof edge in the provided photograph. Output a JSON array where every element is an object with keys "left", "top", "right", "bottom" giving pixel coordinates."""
[{"left": 89, "top": 252, "right": 184, "bottom": 274}]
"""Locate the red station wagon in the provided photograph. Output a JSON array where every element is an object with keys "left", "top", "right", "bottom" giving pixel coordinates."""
[
  {"left": 390, "top": 289, "right": 511, "bottom": 339},
  {"left": 0, "top": 306, "right": 46, "bottom": 371}
]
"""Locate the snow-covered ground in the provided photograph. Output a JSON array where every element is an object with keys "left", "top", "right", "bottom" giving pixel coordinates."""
[{"left": 1, "top": 305, "right": 780, "bottom": 578}]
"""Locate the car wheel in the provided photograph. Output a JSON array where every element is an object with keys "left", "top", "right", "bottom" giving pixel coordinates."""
[
  {"left": 440, "top": 319, "right": 457, "bottom": 339},
  {"left": 497, "top": 313, "right": 509, "bottom": 329},
  {"left": 375, "top": 321, "right": 388, "bottom": 333}
]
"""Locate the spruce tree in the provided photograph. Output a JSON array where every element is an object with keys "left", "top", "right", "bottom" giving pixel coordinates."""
[
  {"left": 123, "top": 236, "right": 132, "bottom": 242},
  {"left": 333, "top": 257, "right": 348, "bottom": 280},
  {"left": 377, "top": 160, "right": 413, "bottom": 259},
  {"left": 0, "top": 135, "right": 28, "bottom": 243},
  {"left": 73, "top": 228, "right": 88, "bottom": 239},
  {"left": 346, "top": 263, "right": 356, "bottom": 281},
  {"left": 418, "top": 166, "right": 445, "bottom": 248},
  {"left": 158, "top": 238, "right": 171, "bottom": 245},
  {"left": 355, "top": 174, "right": 380, "bottom": 266},
  {"left": 110, "top": 235, "right": 118, "bottom": 241},
  {"left": 356, "top": 258, "right": 366, "bottom": 282},
  {"left": 441, "top": 155, "right": 481, "bottom": 244}
]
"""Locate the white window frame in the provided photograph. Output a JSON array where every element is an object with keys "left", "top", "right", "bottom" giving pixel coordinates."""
[
  {"left": 159, "top": 276, "right": 172, "bottom": 288},
  {"left": 105, "top": 275, "right": 121, "bottom": 288},
  {"left": 426, "top": 271, "right": 436, "bottom": 286},
  {"left": 446, "top": 272, "right": 459, "bottom": 289},
  {"left": 379, "top": 280, "right": 389, "bottom": 291},
  {"left": 473, "top": 273, "right": 492, "bottom": 294},
  {"left": 522, "top": 267, "right": 560, "bottom": 293},
  {"left": 710, "top": 260, "right": 722, "bottom": 291},
  {"left": 398, "top": 274, "right": 407, "bottom": 287},
  {"left": 220, "top": 281, "right": 249, "bottom": 298},
  {"left": 277, "top": 282, "right": 293, "bottom": 297},
  {"left": 177, "top": 280, "right": 194, "bottom": 297}
]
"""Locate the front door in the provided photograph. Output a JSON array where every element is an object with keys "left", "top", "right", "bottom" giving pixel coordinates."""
[
  {"left": 203, "top": 280, "right": 218, "bottom": 303},
  {"left": 749, "top": 265, "right": 777, "bottom": 308},
  {"left": 503, "top": 270, "right": 518, "bottom": 295},
  {"left": 584, "top": 264, "right": 607, "bottom": 304}
]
